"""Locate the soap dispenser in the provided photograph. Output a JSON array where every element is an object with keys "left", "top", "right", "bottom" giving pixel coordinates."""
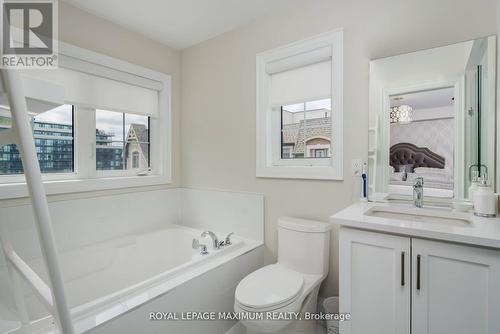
[{"left": 473, "top": 176, "right": 498, "bottom": 217}]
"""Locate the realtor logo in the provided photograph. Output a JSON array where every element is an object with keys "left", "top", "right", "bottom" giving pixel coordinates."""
[{"left": 1, "top": 0, "right": 58, "bottom": 68}]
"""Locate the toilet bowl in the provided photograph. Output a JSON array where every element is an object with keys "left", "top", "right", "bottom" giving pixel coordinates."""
[{"left": 234, "top": 217, "right": 331, "bottom": 334}]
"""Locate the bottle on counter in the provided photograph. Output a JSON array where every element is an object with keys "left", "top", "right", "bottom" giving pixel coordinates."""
[{"left": 473, "top": 176, "right": 498, "bottom": 218}]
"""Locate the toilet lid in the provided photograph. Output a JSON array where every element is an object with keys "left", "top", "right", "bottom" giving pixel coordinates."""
[{"left": 235, "top": 265, "right": 304, "bottom": 309}]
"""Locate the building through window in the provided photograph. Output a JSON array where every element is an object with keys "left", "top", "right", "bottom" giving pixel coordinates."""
[{"left": 0, "top": 105, "right": 74, "bottom": 175}]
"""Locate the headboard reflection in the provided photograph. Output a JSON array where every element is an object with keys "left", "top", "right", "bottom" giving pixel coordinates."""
[{"left": 389, "top": 143, "right": 445, "bottom": 169}]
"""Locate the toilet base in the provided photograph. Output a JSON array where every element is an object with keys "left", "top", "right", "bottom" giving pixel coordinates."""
[{"left": 244, "top": 286, "right": 320, "bottom": 334}]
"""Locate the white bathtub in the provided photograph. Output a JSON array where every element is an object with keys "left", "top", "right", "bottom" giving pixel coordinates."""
[{"left": 1, "top": 224, "right": 262, "bottom": 334}]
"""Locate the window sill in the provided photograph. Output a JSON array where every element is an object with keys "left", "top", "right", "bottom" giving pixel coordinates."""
[
  {"left": 0, "top": 174, "right": 172, "bottom": 200},
  {"left": 256, "top": 165, "right": 343, "bottom": 180}
]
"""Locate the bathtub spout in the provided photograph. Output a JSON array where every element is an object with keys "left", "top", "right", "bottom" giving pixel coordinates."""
[{"left": 201, "top": 231, "right": 220, "bottom": 249}]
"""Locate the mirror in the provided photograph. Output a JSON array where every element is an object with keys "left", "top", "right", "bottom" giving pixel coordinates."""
[{"left": 368, "top": 36, "right": 496, "bottom": 202}]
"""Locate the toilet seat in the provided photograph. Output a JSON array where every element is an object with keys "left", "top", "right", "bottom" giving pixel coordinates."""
[{"left": 235, "top": 264, "right": 304, "bottom": 311}]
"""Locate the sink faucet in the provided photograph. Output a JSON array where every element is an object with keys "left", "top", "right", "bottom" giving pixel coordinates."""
[
  {"left": 201, "top": 231, "right": 220, "bottom": 249},
  {"left": 413, "top": 177, "right": 424, "bottom": 208}
]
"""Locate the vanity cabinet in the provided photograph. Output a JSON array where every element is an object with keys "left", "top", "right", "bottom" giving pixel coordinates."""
[
  {"left": 339, "top": 228, "right": 410, "bottom": 334},
  {"left": 339, "top": 227, "right": 500, "bottom": 334}
]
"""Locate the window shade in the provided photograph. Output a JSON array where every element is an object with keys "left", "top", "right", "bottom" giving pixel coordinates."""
[
  {"left": 0, "top": 75, "right": 65, "bottom": 114},
  {"left": 265, "top": 46, "right": 332, "bottom": 74},
  {"left": 19, "top": 67, "right": 159, "bottom": 117},
  {"left": 270, "top": 60, "right": 331, "bottom": 107}
]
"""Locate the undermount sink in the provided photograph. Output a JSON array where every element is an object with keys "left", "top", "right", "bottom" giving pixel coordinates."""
[{"left": 364, "top": 206, "right": 473, "bottom": 227}]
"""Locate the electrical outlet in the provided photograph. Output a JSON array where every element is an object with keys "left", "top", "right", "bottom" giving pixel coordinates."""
[{"left": 351, "top": 159, "right": 363, "bottom": 177}]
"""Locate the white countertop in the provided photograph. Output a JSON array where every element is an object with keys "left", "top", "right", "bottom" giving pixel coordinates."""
[{"left": 331, "top": 202, "right": 500, "bottom": 249}]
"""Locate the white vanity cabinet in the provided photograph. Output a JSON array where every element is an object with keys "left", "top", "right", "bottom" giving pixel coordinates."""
[
  {"left": 339, "top": 228, "right": 410, "bottom": 334},
  {"left": 339, "top": 227, "right": 500, "bottom": 334}
]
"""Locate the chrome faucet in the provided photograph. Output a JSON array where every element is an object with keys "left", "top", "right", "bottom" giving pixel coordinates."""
[
  {"left": 201, "top": 231, "right": 220, "bottom": 249},
  {"left": 192, "top": 238, "right": 208, "bottom": 255},
  {"left": 413, "top": 177, "right": 424, "bottom": 208}
]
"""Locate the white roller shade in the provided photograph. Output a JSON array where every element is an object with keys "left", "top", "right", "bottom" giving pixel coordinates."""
[
  {"left": 0, "top": 75, "right": 65, "bottom": 114},
  {"left": 265, "top": 46, "right": 332, "bottom": 74},
  {"left": 19, "top": 67, "right": 159, "bottom": 117},
  {"left": 270, "top": 60, "right": 331, "bottom": 107}
]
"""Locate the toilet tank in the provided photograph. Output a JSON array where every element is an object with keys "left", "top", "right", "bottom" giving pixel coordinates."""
[{"left": 277, "top": 217, "right": 332, "bottom": 276}]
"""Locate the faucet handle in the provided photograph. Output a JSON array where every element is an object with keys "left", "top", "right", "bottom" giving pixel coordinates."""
[
  {"left": 225, "top": 232, "right": 234, "bottom": 245},
  {"left": 192, "top": 238, "right": 208, "bottom": 255}
]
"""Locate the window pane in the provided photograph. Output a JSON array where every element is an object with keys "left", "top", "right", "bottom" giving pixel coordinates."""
[
  {"left": 0, "top": 105, "right": 74, "bottom": 175},
  {"left": 281, "top": 98, "right": 331, "bottom": 159},
  {"left": 125, "top": 113, "right": 149, "bottom": 170},
  {"left": 96, "top": 110, "right": 124, "bottom": 171},
  {"left": 96, "top": 110, "right": 150, "bottom": 171}
]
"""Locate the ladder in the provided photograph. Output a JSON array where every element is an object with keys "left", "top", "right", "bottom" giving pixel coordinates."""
[{"left": 0, "top": 69, "right": 75, "bottom": 334}]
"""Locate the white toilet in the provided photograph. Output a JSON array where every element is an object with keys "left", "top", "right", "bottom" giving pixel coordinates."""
[{"left": 234, "top": 217, "right": 331, "bottom": 334}]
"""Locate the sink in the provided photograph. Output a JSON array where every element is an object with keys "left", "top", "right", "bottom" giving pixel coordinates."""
[{"left": 364, "top": 206, "right": 473, "bottom": 227}]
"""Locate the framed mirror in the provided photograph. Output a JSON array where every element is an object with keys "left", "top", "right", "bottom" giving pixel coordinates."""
[{"left": 368, "top": 36, "right": 496, "bottom": 203}]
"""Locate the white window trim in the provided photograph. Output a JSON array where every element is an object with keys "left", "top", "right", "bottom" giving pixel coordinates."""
[
  {"left": 0, "top": 41, "right": 172, "bottom": 199},
  {"left": 256, "top": 29, "right": 343, "bottom": 180}
]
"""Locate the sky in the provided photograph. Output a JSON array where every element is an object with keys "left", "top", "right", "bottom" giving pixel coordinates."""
[
  {"left": 33, "top": 105, "right": 149, "bottom": 142},
  {"left": 96, "top": 109, "right": 148, "bottom": 142},
  {"left": 282, "top": 98, "right": 331, "bottom": 113}
]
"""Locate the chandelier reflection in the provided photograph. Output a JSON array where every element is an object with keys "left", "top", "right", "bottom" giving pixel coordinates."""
[{"left": 390, "top": 105, "right": 413, "bottom": 124}]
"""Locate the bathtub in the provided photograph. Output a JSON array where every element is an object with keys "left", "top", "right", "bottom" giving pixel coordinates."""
[{"left": 1, "top": 224, "right": 263, "bottom": 334}]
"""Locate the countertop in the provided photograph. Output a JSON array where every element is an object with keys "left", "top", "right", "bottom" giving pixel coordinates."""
[{"left": 331, "top": 202, "right": 500, "bottom": 249}]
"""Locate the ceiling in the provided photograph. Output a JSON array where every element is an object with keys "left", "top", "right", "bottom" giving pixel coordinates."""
[
  {"left": 390, "top": 87, "right": 455, "bottom": 110},
  {"left": 63, "top": 0, "right": 305, "bottom": 49}
]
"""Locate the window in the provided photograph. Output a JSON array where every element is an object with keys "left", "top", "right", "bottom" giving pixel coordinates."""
[
  {"left": 132, "top": 152, "right": 140, "bottom": 169},
  {"left": 281, "top": 99, "right": 331, "bottom": 160},
  {"left": 256, "top": 30, "right": 343, "bottom": 180},
  {"left": 0, "top": 105, "right": 74, "bottom": 175},
  {"left": 0, "top": 42, "right": 172, "bottom": 199},
  {"left": 95, "top": 110, "right": 150, "bottom": 172}
]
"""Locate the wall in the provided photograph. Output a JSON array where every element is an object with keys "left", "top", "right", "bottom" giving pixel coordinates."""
[{"left": 180, "top": 0, "right": 497, "bottom": 296}]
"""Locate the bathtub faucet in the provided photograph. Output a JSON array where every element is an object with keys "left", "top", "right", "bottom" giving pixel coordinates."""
[
  {"left": 192, "top": 238, "right": 208, "bottom": 255},
  {"left": 201, "top": 231, "right": 220, "bottom": 249}
]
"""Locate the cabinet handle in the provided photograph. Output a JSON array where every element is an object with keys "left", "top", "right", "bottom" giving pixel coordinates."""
[
  {"left": 401, "top": 251, "right": 405, "bottom": 286},
  {"left": 417, "top": 254, "right": 421, "bottom": 290}
]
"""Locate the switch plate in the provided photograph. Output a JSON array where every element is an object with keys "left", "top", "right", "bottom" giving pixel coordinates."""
[{"left": 352, "top": 159, "right": 363, "bottom": 176}]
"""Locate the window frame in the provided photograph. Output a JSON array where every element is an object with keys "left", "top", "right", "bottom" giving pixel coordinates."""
[
  {"left": 256, "top": 29, "right": 343, "bottom": 180},
  {"left": 0, "top": 41, "right": 172, "bottom": 199}
]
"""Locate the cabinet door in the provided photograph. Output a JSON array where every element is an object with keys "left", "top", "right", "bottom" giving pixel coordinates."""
[
  {"left": 412, "top": 238, "right": 500, "bottom": 334},
  {"left": 339, "top": 227, "right": 410, "bottom": 334}
]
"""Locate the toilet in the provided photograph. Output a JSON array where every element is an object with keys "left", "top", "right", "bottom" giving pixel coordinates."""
[{"left": 234, "top": 217, "right": 331, "bottom": 334}]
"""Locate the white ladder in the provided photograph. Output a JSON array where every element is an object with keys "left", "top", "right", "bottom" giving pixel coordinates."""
[{"left": 0, "top": 69, "right": 75, "bottom": 334}]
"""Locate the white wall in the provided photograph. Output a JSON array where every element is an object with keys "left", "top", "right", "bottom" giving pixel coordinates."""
[{"left": 180, "top": 0, "right": 497, "bottom": 297}]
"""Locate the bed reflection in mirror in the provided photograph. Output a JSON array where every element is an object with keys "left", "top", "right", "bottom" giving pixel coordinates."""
[{"left": 388, "top": 88, "right": 455, "bottom": 198}]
